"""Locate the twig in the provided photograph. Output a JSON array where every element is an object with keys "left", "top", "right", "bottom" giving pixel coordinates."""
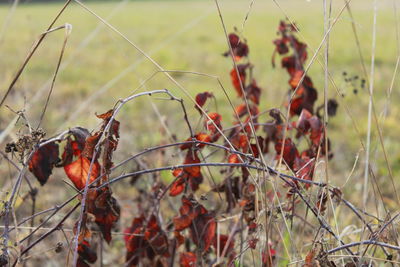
[
  {"left": 12, "top": 203, "right": 80, "bottom": 266},
  {"left": 0, "top": 0, "right": 72, "bottom": 107},
  {"left": 327, "top": 240, "right": 400, "bottom": 255}
]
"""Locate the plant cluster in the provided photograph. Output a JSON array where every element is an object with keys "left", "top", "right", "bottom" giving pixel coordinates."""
[{"left": 8, "top": 21, "right": 385, "bottom": 267}]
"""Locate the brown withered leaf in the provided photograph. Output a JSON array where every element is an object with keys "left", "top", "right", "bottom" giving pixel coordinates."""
[
  {"left": 125, "top": 214, "right": 169, "bottom": 267},
  {"left": 169, "top": 150, "right": 203, "bottom": 197},
  {"left": 195, "top": 92, "right": 213, "bottom": 113},
  {"left": 173, "top": 195, "right": 216, "bottom": 252},
  {"left": 74, "top": 215, "right": 97, "bottom": 267},
  {"left": 86, "top": 187, "right": 120, "bottom": 243},
  {"left": 274, "top": 138, "right": 299, "bottom": 169},
  {"left": 245, "top": 80, "right": 261, "bottom": 105},
  {"left": 204, "top": 112, "right": 223, "bottom": 142},
  {"left": 81, "top": 133, "right": 101, "bottom": 160},
  {"left": 223, "top": 33, "right": 249, "bottom": 61}
]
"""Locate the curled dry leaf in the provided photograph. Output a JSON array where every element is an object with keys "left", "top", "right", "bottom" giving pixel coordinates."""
[
  {"left": 86, "top": 187, "right": 120, "bottom": 243},
  {"left": 274, "top": 138, "right": 299, "bottom": 169},
  {"left": 74, "top": 215, "right": 97, "bottom": 267},
  {"left": 205, "top": 112, "right": 223, "bottom": 142},
  {"left": 125, "top": 214, "right": 169, "bottom": 267},
  {"left": 170, "top": 150, "right": 203, "bottom": 196},
  {"left": 28, "top": 142, "right": 59, "bottom": 185},
  {"left": 223, "top": 33, "right": 249, "bottom": 60},
  {"left": 195, "top": 92, "right": 213, "bottom": 113},
  {"left": 245, "top": 80, "right": 262, "bottom": 105},
  {"left": 173, "top": 195, "right": 216, "bottom": 252}
]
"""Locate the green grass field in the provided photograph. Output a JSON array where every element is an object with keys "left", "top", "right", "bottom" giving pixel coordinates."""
[{"left": 1, "top": 0, "right": 400, "bottom": 265}]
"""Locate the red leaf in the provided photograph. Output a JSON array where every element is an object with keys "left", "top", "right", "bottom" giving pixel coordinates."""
[
  {"left": 125, "top": 214, "right": 169, "bottom": 266},
  {"left": 289, "top": 71, "right": 313, "bottom": 90},
  {"left": 183, "top": 150, "right": 201, "bottom": 178},
  {"left": 213, "top": 234, "right": 235, "bottom": 256},
  {"left": 274, "top": 138, "right": 299, "bottom": 169},
  {"left": 224, "top": 33, "right": 249, "bottom": 60},
  {"left": 205, "top": 112, "right": 223, "bottom": 142},
  {"left": 248, "top": 238, "right": 259, "bottom": 249},
  {"left": 28, "top": 142, "right": 59, "bottom": 185},
  {"left": 273, "top": 39, "right": 289, "bottom": 55},
  {"left": 179, "top": 252, "right": 197, "bottom": 267},
  {"left": 190, "top": 212, "right": 216, "bottom": 251},
  {"left": 230, "top": 65, "right": 248, "bottom": 96},
  {"left": 246, "top": 80, "right": 261, "bottom": 105},
  {"left": 296, "top": 109, "right": 323, "bottom": 145},
  {"left": 77, "top": 241, "right": 97, "bottom": 265},
  {"left": 169, "top": 177, "right": 186, "bottom": 197},
  {"left": 174, "top": 196, "right": 216, "bottom": 252},
  {"left": 228, "top": 154, "right": 240, "bottom": 164},
  {"left": 262, "top": 242, "right": 276, "bottom": 267},
  {"left": 228, "top": 33, "right": 240, "bottom": 47},
  {"left": 169, "top": 151, "right": 204, "bottom": 197},
  {"left": 281, "top": 56, "right": 297, "bottom": 76},
  {"left": 235, "top": 103, "right": 259, "bottom": 118},
  {"left": 144, "top": 215, "right": 169, "bottom": 256},
  {"left": 296, "top": 109, "right": 313, "bottom": 134},
  {"left": 180, "top": 133, "right": 211, "bottom": 150},
  {"left": 287, "top": 97, "right": 303, "bottom": 116},
  {"left": 74, "top": 216, "right": 97, "bottom": 267},
  {"left": 173, "top": 196, "right": 199, "bottom": 231},
  {"left": 96, "top": 109, "right": 120, "bottom": 139},
  {"left": 195, "top": 92, "right": 213, "bottom": 112},
  {"left": 293, "top": 156, "right": 315, "bottom": 189},
  {"left": 95, "top": 109, "right": 114, "bottom": 120}
]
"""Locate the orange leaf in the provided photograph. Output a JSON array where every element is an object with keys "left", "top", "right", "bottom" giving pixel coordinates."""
[
  {"left": 228, "top": 154, "right": 240, "bottom": 164},
  {"left": 230, "top": 66, "right": 247, "bottom": 96},
  {"left": 64, "top": 155, "right": 100, "bottom": 190},
  {"left": 180, "top": 133, "right": 211, "bottom": 150},
  {"left": 169, "top": 177, "right": 186, "bottom": 197}
]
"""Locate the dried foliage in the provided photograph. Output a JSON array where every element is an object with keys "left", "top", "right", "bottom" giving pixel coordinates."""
[{"left": 5, "top": 16, "right": 397, "bottom": 267}]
